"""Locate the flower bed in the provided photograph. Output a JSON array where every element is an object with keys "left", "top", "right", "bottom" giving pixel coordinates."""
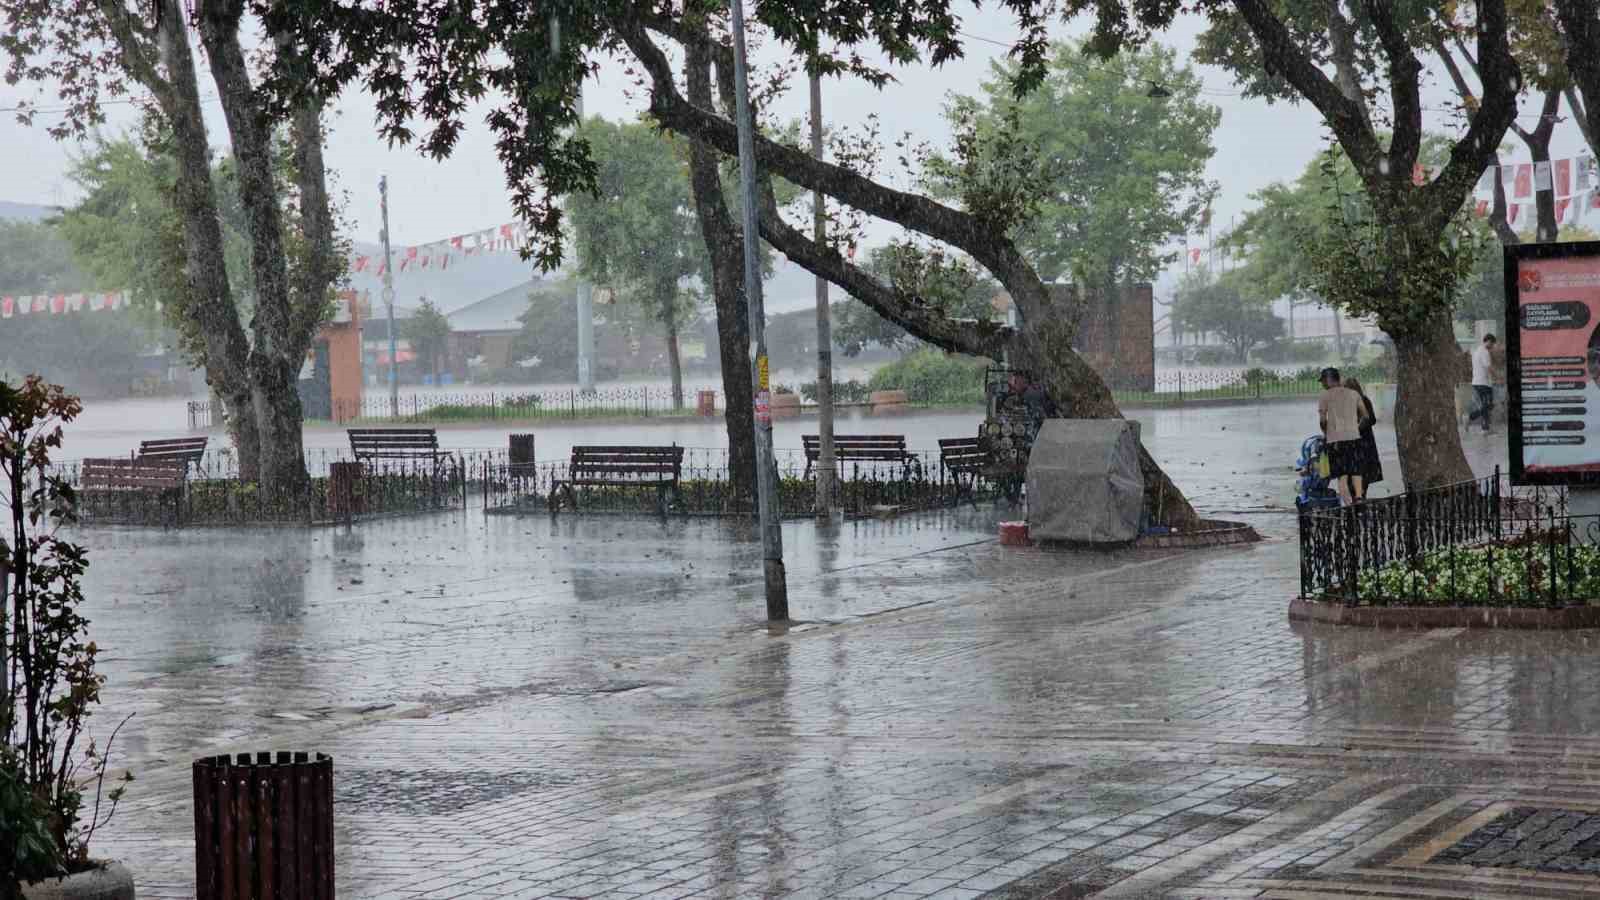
[{"left": 1343, "top": 532, "right": 1600, "bottom": 608}]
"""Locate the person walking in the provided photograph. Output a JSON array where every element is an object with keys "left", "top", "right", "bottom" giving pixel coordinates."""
[
  {"left": 1467, "top": 334, "right": 1497, "bottom": 433},
  {"left": 1343, "top": 376, "right": 1384, "bottom": 499},
  {"left": 1318, "top": 367, "right": 1366, "bottom": 504}
]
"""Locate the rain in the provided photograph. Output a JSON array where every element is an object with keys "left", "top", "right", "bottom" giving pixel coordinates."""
[{"left": 0, "top": 1, "right": 1598, "bottom": 898}]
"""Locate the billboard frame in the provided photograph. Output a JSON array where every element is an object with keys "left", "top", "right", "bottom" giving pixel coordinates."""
[{"left": 1505, "top": 239, "right": 1600, "bottom": 486}]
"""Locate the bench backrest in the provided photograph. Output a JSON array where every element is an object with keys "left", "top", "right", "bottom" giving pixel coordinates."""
[
  {"left": 82, "top": 457, "right": 188, "bottom": 491},
  {"left": 569, "top": 445, "right": 684, "bottom": 479},
  {"left": 138, "top": 437, "right": 209, "bottom": 465},
  {"left": 803, "top": 434, "right": 908, "bottom": 461},
  {"left": 348, "top": 429, "right": 439, "bottom": 458},
  {"left": 938, "top": 437, "right": 985, "bottom": 469}
]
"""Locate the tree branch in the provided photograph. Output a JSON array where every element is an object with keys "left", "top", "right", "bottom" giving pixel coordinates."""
[
  {"left": 1555, "top": 0, "right": 1600, "bottom": 159},
  {"left": 1566, "top": 85, "right": 1596, "bottom": 153},
  {"left": 1359, "top": 0, "right": 1424, "bottom": 174},
  {"left": 1422, "top": 0, "right": 1520, "bottom": 236},
  {"left": 1229, "top": 0, "right": 1384, "bottom": 183}
]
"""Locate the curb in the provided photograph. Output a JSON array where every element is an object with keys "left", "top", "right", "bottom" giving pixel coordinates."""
[
  {"left": 1287, "top": 597, "right": 1600, "bottom": 629},
  {"left": 1137, "top": 519, "right": 1261, "bottom": 549}
]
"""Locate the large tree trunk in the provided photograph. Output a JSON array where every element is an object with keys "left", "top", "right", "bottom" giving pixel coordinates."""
[
  {"left": 1391, "top": 311, "right": 1473, "bottom": 488},
  {"left": 1011, "top": 298, "right": 1199, "bottom": 527},
  {"left": 199, "top": 12, "right": 330, "bottom": 489},
  {"left": 150, "top": 0, "right": 259, "bottom": 476},
  {"left": 684, "top": 38, "right": 755, "bottom": 498},
  {"left": 661, "top": 287, "right": 685, "bottom": 411},
  {"left": 1554, "top": 1, "right": 1600, "bottom": 160}
]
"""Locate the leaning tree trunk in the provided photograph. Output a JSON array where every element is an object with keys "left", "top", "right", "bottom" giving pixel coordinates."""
[
  {"left": 661, "top": 290, "right": 685, "bottom": 411},
  {"left": 685, "top": 40, "right": 755, "bottom": 498},
  {"left": 1391, "top": 311, "right": 1473, "bottom": 488},
  {"left": 1013, "top": 308, "right": 1199, "bottom": 528},
  {"left": 250, "top": 356, "right": 309, "bottom": 492}
]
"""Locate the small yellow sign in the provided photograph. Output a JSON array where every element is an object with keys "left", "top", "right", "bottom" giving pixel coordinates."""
[{"left": 757, "top": 355, "right": 769, "bottom": 390}]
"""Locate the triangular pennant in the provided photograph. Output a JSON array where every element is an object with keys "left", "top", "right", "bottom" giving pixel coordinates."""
[
  {"left": 1508, "top": 203, "right": 1520, "bottom": 225},
  {"left": 1557, "top": 198, "right": 1571, "bottom": 224}
]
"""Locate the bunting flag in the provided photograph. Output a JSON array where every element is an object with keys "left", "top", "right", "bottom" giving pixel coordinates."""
[
  {"left": 1475, "top": 199, "right": 1490, "bottom": 218},
  {"left": 1412, "top": 163, "right": 1427, "bottom": 187},
  {"left": 1580, "top": 156, "right": 1594, "bottom": 191},
  {"left": 2, "top": 297, "right": 12, "bottom": 319},
  {"left": 353, "top": 255, "right": 370, "bottom": 273},
  {"left": 1508, "top": 203, "right": 1521, "bottom": 225},
  {"left": 1556, "top": 158, "right": 1572, "bottom": 197},
  {"left": 1189, "top": 248, "right": 1202, "bottom": 264},
  {"left": 0, "top": 291, "right": 127, "bottom": 319},
  {"left": 1516, "top": 164, "right": 1534, "bottom": 198},
  {"left": 1557, "top": 198, "right": 1572, "bottom": 225}
]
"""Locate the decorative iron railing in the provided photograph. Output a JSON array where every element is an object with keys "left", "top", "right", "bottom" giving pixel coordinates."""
[{"left": 1297, "top": 468, "right": 1596, "bottom": 606}]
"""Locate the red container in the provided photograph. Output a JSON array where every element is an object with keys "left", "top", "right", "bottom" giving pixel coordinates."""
[{"left": 999, "top": 521, "right": 1031, "bottom": 546}]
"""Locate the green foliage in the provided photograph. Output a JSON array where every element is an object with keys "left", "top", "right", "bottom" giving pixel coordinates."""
[
  {"left": 930, "top": 40, "right": 1218, "bottom": 287},
  {"left": 567, "top": 118, "right": 704, "bottom": 348},
  {"left": 800, "top": 380, "right": 870, "bottom": 404},
  {"left": 0, "top": 377, "right": 127, "bottom": 872},
  {"left": 58, "top": 132, "right": 254, "bottom": 364},
  {"left": 833, "top": 244, "right": 999, "bottom": 356},
  {"left": 1354, "top": 540, "right": 1600, "bottom": 606},
  {"left": 510, "top": 282, "right": 582, "bottom": 381},
  {"left": 402, "top": 299, "right": 451, "bottom": 378},
  {"left": 1170, "top": 269, "right": 1283, "bottom": 363},
  {"left": 0, "top": 219, "right": 86, "bottom": 296},
  {"left": 0, "top": 747, "right": 60, "bottom": 892},
  {"left": 867, "top": 349, "right": 987, "bottom": 405}
]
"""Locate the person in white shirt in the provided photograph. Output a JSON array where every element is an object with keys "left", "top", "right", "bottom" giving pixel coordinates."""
[{"left": 1467, "top": 334, "right": 1497, "bottom": 433}]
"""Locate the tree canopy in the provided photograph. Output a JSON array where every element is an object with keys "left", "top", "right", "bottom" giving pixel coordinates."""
[
  {"left": 1170, "top": 269, "right": 1282, "bottom": 364},
  {"left": 933, "top": 40, "right": 1218, "bottom": 291}
]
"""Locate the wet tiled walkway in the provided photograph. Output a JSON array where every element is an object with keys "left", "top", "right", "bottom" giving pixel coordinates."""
[{"left": 80, "top": 499, "right": 1600, "bottom": 898}]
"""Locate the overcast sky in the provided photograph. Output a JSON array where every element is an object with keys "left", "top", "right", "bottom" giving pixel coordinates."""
[{"left": 0, "top": 3, "right": 1592, "bottom": 301}]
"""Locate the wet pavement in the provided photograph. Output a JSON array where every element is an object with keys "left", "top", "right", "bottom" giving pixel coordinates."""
[{"left": 68, "top": 400, "right": 1571, "bottom": 899}]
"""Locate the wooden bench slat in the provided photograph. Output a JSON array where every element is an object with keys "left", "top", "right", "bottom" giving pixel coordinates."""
[{"left": 349, "top": 428, "right": 439, "bottom": 463}]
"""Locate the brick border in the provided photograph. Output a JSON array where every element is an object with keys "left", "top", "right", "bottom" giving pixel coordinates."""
[
  {"left": 1136, "top": 519, "right": 1260, "bottom": 550},
  {"left": 1288, "top": 597, "right": 1600, "bottom": 629}
]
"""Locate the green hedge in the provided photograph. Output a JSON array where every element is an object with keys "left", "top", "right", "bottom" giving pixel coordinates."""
[{"left": 866, "top": 349, "right": 987, "bottom": 406}]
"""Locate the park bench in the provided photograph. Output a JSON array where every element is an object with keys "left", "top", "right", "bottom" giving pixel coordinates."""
[
  {"left": 80, "top": 457, "right": 189, "bottom": 525},
  {"left": 803, "top": 434, "right": 921, "bottom": 480},
  {"left": 347, "top": 428, "right": 440, "bottom": 468},
  {"left": 938, "top": 437, "right": 985, "bottom": 503},
  {"left": 551, "top": 445, "right": 684, "bottom": 514},
  {"left": 137, "top": 436, "right": 209, "bottom": 471}
]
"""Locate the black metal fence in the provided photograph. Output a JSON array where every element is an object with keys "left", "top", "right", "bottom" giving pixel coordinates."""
[
  {"left": 481, "top": 448, "right": 997, "bottom": 518},
  {"left": 1297, "top": 469, "right": 1600, "bottom": 606},
  {"left": 58, "top": 453, "right": 473, "bottom": 527}
]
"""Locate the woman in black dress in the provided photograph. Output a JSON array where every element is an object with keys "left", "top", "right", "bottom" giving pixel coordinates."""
[{"left": 1343, "top": 376, "right": 1383, "bottom": 498}]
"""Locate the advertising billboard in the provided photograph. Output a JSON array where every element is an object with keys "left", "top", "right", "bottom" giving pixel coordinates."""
[{"left": 1506, "top": 241, "right": 1600, "bottom": 484}]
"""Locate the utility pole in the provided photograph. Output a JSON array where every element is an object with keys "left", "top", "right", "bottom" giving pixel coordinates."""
[
  {"left": 810, "top": 69, "right": 836, "bottom": 523},
  {"left": 551, "top": 13, "right": 596, "bottom": 394},
  {"left": 379, "top": 176, "right": 399, "bottom": 418},
  {"left": 575, "top": 88, "right": 596, "bottom": 394},
  {"left": 730, "top": 0, "right": 788, "bottom": 620}
]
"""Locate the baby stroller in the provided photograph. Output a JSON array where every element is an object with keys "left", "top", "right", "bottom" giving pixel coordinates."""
[{"left": 1296, "top": 435, "right": 1342, "bottom": 511}]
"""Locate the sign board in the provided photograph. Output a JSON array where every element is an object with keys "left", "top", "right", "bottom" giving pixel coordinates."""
[{"left": 1506, "top": 240, "right": 1600, "bottom": 484}]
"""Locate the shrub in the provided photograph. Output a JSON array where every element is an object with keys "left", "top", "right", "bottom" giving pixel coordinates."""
[
  {"left": 866, "top": 349, "right": 986, "bottom": 406},
  {"left": 1349, "top": 540, "right": 1600, "bottom": 606},
  {"left": 798, "top": 380, "right": 870, "bottom": 404}
]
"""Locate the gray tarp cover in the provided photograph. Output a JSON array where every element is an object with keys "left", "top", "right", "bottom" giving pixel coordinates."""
[{"left": 1026, "top": 419, "right": 1145, "bottom": 543}]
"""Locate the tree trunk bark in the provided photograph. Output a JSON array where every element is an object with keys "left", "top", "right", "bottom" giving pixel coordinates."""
[
  {"left": 1011, "top": 304, "right": 1198, "bottom": 527},
  {"left": 661, "top": 285, "right": 684, "bottom": 411},
  {"left": 1391, "top": 311, "right": 1473, "bottom": 488},
  {"left": 685, "top": 38, "right": 755, "bottom": 497},
  {"left": 150, "top": 0, "right": 259, "bottom": 476},
  {"left": 199, "top": 13, "right": 326, "bottom": 490}
]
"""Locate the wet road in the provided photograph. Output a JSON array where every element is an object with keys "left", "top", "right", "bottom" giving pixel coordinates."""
[{"left": 71, "top": 403, "right": 1563, "bottom": 899}]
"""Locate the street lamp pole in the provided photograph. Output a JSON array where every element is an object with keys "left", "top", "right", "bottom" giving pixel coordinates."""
[
  {"left": 810, "top": 70, "right": 836, "bottom": 522},
  {"left": 729, "top": 0, "right": 788, "bottom": 620},
  {"left": 379, "top": 176, "right": 399, "bottom": 418}
]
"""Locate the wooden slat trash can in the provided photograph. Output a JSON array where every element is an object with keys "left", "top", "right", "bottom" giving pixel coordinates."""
[
  {"left": 194, "top": 752, "right": 334, "bottom": 900},
  {"left": 328, "top": 462, "right": 362, "bottom": 521},
  {"left": 509, "top": 433, "right": 536, "bottom": 477}
]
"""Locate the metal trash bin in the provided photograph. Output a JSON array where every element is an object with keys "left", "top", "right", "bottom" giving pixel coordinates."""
[{"left": 194, "top": 752, "right": 334, "bottom": 900}]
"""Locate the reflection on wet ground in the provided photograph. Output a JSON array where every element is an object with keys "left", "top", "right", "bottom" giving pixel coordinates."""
[{"left": 74, "top": 402, "right": 1566, "bottom": 899}]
